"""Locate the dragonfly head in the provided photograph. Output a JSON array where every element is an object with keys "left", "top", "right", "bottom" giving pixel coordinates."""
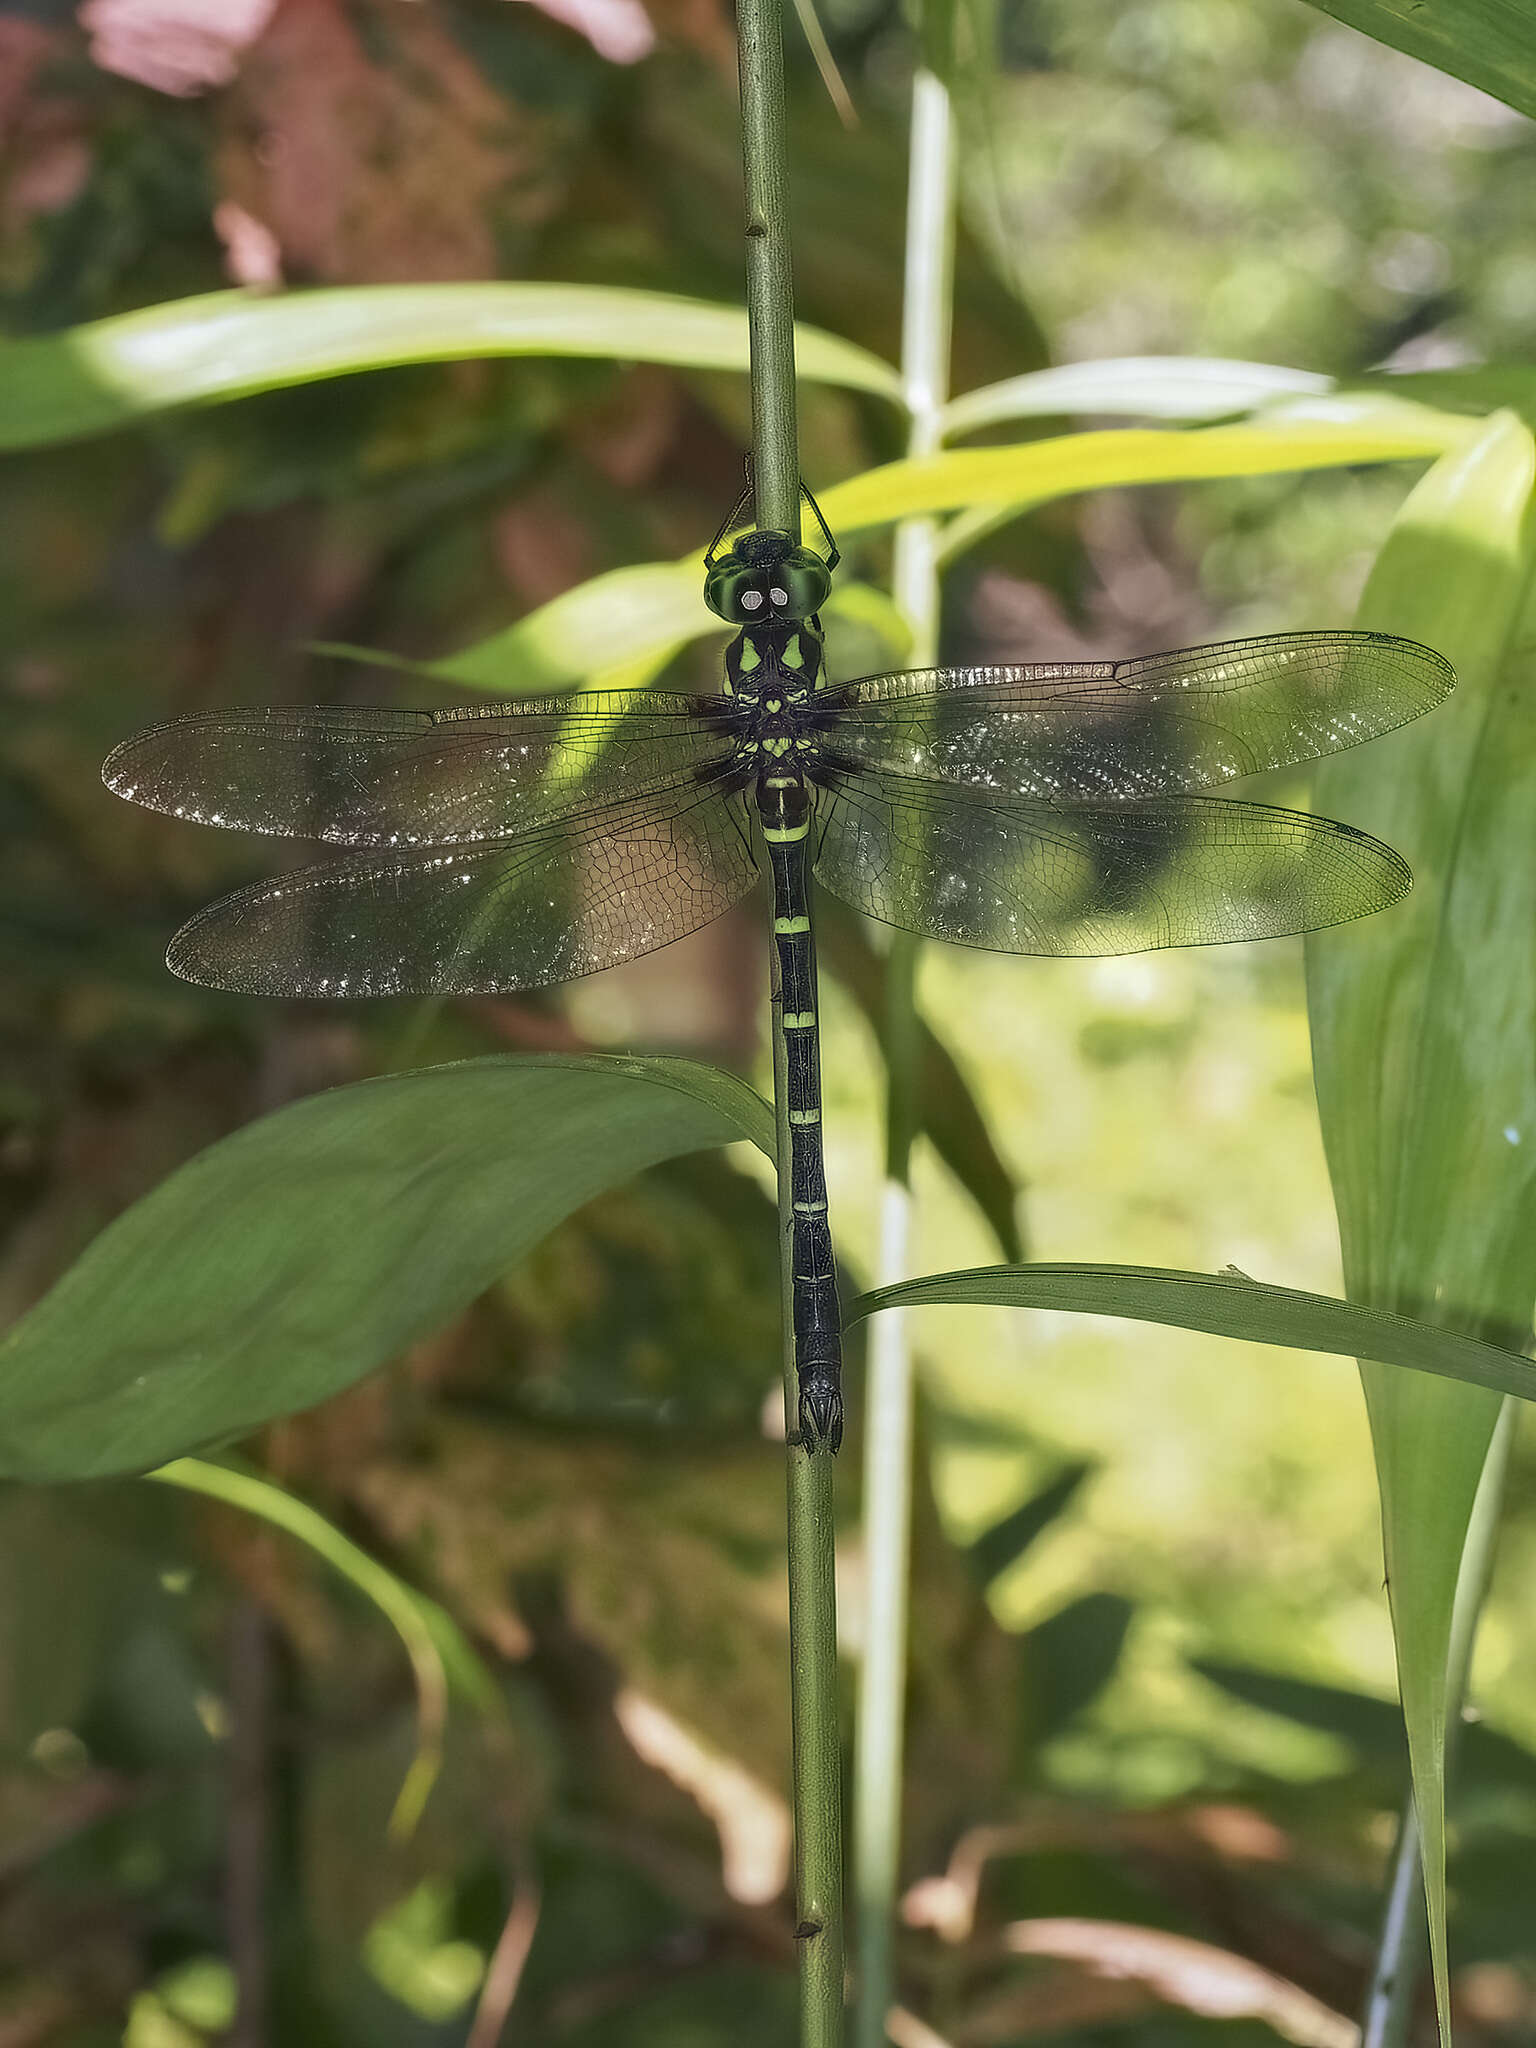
[{"left": 704, "top": 528, "right": 832, "bottom": 626}]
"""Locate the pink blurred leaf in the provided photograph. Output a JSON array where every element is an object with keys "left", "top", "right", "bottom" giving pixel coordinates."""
[
  {"left": 79, "top": 0, "right": 278, "bottom": 96},
  {"left": 212, "top": 199, "right": 283, "bottom": 288},
  {"left": 514, "top": 0, "right": 655, "bottom": 63}
]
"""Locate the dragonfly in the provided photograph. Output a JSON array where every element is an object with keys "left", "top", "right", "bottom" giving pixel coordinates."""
[{"left": 103, "top": 485, "right": 1453, "bottom": 1454}]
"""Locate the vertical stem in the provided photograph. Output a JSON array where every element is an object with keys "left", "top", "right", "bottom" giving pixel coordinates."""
[
  {"left": 853, "top": 65, "right": 956, "bottom": 2048},
  {"left": 227, "top": 1600, "right": 273, "bottom": 2048},
  {"left": 1360, "top": 1398, "right": 1513, "bottom": 2048},
  {"left": 738, "top": 0, "right": 801, "bottom": 542},
  {"left": 735, "top": 0, "right": 843, "bottom": 2037}
]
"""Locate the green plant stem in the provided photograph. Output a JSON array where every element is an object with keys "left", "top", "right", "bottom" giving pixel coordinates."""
[
  {"left": 854, "top": 64, "right": 957, "bottom": 2048},
  {"left": 737, "top": 0, "right": 802, "bottom": 542},
  {"left": 735, "top": 0, "right": 844, "bottom": 2035},
  {"left": 1361, "top": 1396, "right": 1514, "bottom": 2047}
]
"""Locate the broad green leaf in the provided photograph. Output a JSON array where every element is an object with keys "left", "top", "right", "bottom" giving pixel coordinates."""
[
  {"left": 846, "top": 1262, "right": 1536, "bottom": 1403},
  {"left": 0, "top": 283, "right": 902, "bottom": 452},
  {"left": 942, "top": 357, "right": 1333, "bottom": 438},
  {"left": 150, "top": 1457, "right": 499, "bottom": 1839},
  {"left": 1305, "top": 410, "right": 1536, "bottom": 2039},
  {"left": 0, "top": 1055, "right": 772, "bottom": 1482},
  {"left": 1298, "top": 0, "right": 1536, "bottom": 123}
]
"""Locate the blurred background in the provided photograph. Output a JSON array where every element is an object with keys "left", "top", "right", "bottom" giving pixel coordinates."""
[{"left": 1, "top": 0, "right": 1535, "bottom": 2042}]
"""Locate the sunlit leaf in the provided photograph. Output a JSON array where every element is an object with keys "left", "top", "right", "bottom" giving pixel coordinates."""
[
  {"left": 821, "top": 400, "right": 1470, "bottom": 537},
  {"left": 0, "top": 283, "right": 902, "bottom": 452},
  {"left": 1305, "top": 409, "right": 1536, "bottom": 2039},
  {"left": 0, "top": 1055, "right": 772, "bottom": 1481},
  {"left": 1298, "top": 0, "right": 1536, "bottom": 123},
  {"left": 847, "top": 1261, "right": 1536, "bottom": 1403},
  {"left": 942, "top": 357, "right": 1333, "bottom": 437}
]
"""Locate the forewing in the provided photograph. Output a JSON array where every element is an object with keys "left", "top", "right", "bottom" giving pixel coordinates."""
[
  {"left": 104, "top": 691, "right": 733, "bottom": 846},
  {"left": 812, "top": 775, "right": 1411, "bottom": 957},
  {"left": 166, "top": 791, "right": 759, "bottom": 996},
  {"left": 820, "top": 631, "right": 1452, "bottom": 799}
]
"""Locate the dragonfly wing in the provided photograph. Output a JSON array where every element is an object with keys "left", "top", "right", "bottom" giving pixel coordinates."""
[
  {"left": 812, "top": 776, "right": 1411, "bottom": 957},
  {"left": 166, "top": 790, "right": 759, "bottom": 996},
  {"left": 820, "top": 632, "right": 1452, "bottom": 798},
  {"left": 104, "top": 692, "right": 734, "bottom": 846}
]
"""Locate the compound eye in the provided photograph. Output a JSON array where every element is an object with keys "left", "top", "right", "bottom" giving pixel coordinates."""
[
  {"left": 770, "top": 587, "right": 789, "bottom": 607},
  {"left": 740, "top": 589, "right": 765, "bottom": 611}
]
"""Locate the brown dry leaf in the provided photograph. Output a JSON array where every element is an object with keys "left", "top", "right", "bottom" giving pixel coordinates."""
[
  {"left": 1004, "top": 1920, "right": 1359, "bottom": 2048},
  {"left": 79, "top": 0, "right": 278, "bottom": 97},
  {"left": 216, "top": 0, "right": 572, "bottom": 283}
]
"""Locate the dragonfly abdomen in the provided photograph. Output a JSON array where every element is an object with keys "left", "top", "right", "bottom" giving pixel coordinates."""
[{"left": 761, "top": 773, "right": 843, "bottom": 1454}]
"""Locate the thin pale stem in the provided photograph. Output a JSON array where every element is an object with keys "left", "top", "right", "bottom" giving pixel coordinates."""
[
  {"left": 735, "top": 0, "right": 844, "bottom": 2036},
  {"left": 854, "top": 64, "right": 956, "bottom": 2048},
  {"left": 1361, "top": 1397, "right": 1514, "bottom": 2047}
]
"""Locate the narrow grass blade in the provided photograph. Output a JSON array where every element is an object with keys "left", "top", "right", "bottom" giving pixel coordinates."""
[
  {"left": 942, "top": 357, "right": 1333, "bottom": 437},
  {"left": 819, "top": 401, "right": 1471, "bottom": 538},
  {"left": 0, "top": 1054, "right": 771, "bottom": 1481},
  {"left": 1306, "top": 409, "right": 1536, "bottom": 2042},
  {"left": 846, "top": 1261, "right": 1536, "bottom": 1403},
  {"left": 0, "top": 283, "right": 901, "bottom": 451},
  {"left": 150, "top": 1456, "right": 498, "bottom": 1839}
]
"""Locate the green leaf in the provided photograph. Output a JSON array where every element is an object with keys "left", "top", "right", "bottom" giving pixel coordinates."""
[
  {"left": 149, "top": 1457, "right": 499, "bottom": 1840},
  {"left": 1297, "top": 0, "right": 1536, "bottom": 124},
  {"left": 942, "top": 357, "right": 1334, "bottom": 438},
  {"left": 846, "top": 1261, "right": 1536, "bottom": 1403},
  {"left": 0, "top": 1054, "right": 772, "bottom": 1482},
  {"left": 0, "top": 283, "right": 902, "bottom": 452},
  {"left": 1305, "top": 410, "right": 1536, "bottom": 2039}
]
